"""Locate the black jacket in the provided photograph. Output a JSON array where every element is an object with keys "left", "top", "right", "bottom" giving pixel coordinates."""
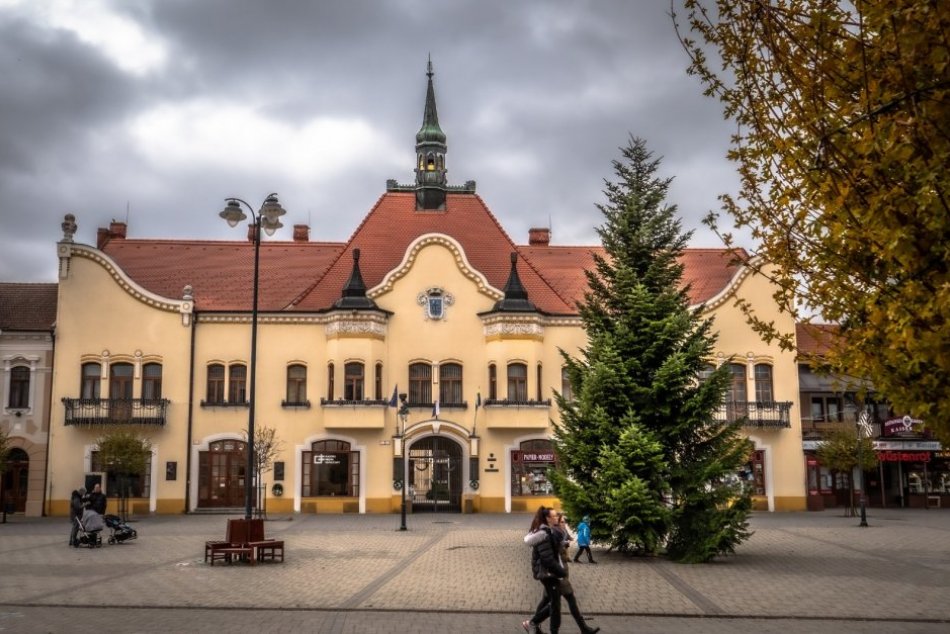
[
  {"left": 69, "top": 492, "right": 84, "bottom": 519},
  {"left": 88, "top": 491, "right": 107, "bottom": 515},
  {"left": 531, "top": 526, "right": 566, "bottom": 580}
]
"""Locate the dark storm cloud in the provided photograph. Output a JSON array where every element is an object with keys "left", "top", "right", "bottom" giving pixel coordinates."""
[{"left": 0, "top": 0, "right": 741, "bottom": 283}]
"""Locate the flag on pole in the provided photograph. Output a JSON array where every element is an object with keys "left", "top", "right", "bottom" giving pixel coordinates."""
[
  {"left": 388, "top": 385, "right": 398, "bottom": 408},
  {"left": 432, "top": 400, "right": 440, "bottom": 419},
  {"left": 476, "top": 392, "right": 482, "bottom": 409}
]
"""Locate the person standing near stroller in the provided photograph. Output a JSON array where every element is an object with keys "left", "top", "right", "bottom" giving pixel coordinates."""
[
  {"left": 88, "top": 483, "right": 107, "bottom": 515},
  {"left": 68, "top": 488, "right": 86, "bottom": 546}
]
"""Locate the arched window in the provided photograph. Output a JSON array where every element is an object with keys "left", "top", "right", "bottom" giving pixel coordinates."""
[
  {"left": 109, "top": 363, "right": 134, "bottom": 399},
  {"left": 560, "top": 366, "right": 573, "bottom": 402},
  {"left": 507, "top": 363, "right": 527, "bottom": 402},
  {"left": 698, "top": 363, "right": 716, "bottom": 383},
  {"left": 727, "top": 363, "right": 748, "bottom": 419},
  {"left": 286, "top": 364, "right": 307, "bottom": 404},
  {"left": 206, "top": 364, "right": 225, "bottom": 404},
  {"left": 488, "top": 364, "right": 497, "bottom": 400},
  {"left": 302, "top": 440, "right": 359, "bottom": 497},
  {"left": 81, "top": 362, "right": 101, "bottom": 399},
  {"left": 344, "top": 362, "right": 364, "bottom": 401},
  {"left": 536, "top": 363, "right": 543, "bottom": 401},
  {"left": 8, "top": 366, "right": 30, "bottom": 408},
  {"left": 754, "top": 364, "right": 774, "bottom": 403},
  {"left": 142, "top": 363, "right": 162, "bottom": 400},
  {"left": 375, "top": 363, "right": 383, "bottom": 401},
  {"left": 439, "top": 363, "right": 462, "bottom": 406},
  {"left": 229, "top": 364, "right": 247, "bottom": 404},
  {"left": 409, "top": 362, "right": 432, "bottom": 404},
  {"left": 327, "top": 363, "right": 335, "bottom": 400}
]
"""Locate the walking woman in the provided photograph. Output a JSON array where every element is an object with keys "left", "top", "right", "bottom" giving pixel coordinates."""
[
  {"left": 522, "top": 506, "right": 566, "bottom": 634},
  {"left": 550, "top": 513, "right": 600, "bottom": 633}
]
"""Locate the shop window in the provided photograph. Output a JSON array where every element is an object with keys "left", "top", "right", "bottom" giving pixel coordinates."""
[
  {"left": 91, "top": 450, "right": 151, "bottom": 498},
  {"left": 302, "top": 440, "right": 359, "bottom": 497},
  {"left": 743, "top": 449, "right": 766, "bottom": 496},
  {"left": 228, "top": 365, "right": 247, "bottom": 404},
  {"left": 754, "top": 364, "right": 773, "bottom": 402},
  {"left": 81, "top": 362, "right": 101, "bottom": 399},
  {"left": 206, "top": 364, "right": 225, "bottom": 404},
  {"left": 507, "top": 363, "right": 527, "bottom": 402},
  {"left": 488, "top": 364, "right": 497, "bottom": 400},
  {"left": 286, "top": 364, "right": 307, "bottom": 404},
  {"left": 409, "top": 362, "right": 432, "bottom": 404},
  {"left": 511, "top": 439, "right": 556, "bottom": 496},
  {"left": 439, "top": 363, "right": 462, "bottom": 405},
  {"left": 142, "top": 363, "right": 163, "bottom": 400},
  {"left": 8, "top": 365, "right": 30, "bottom": 408},
  {"left": 344, "top": 362, "right": 364, "bottom": 401}
]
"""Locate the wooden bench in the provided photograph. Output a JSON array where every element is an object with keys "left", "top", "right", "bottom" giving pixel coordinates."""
[
  {"left": 206, "top": 519, "right": 256, "bottom": 565},
  {"left": 246, "top": 518, "right": 284, "bottom": 563}
]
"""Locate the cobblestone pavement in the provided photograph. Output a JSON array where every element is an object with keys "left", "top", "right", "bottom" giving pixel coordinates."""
[{"left": 1, "top": 508, "right": 948, "bottom": 633}]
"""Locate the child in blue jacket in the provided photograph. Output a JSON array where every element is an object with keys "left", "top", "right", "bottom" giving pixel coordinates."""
[{"left": 572, "top": 515, "right": 596, "bottom": 563}]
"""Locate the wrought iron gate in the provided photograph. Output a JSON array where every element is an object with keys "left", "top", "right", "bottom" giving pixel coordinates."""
[{"left": 408, "top": 436, "right": 462, "bottom": 512}]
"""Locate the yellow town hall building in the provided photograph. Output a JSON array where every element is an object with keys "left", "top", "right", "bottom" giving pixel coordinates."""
[{"left": 43, "top": 65, "right": 807, "bottom": 517}]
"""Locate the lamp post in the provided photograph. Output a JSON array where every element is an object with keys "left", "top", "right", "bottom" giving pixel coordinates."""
[
  {"left": 397, "top": 394, "right": 409, "bottom": 531},
  {"left": 856, "top": 403, "right": 870, "bottom": 527},
  {"left": 219, "top": 194, "right": 286, "bottom": 520}
]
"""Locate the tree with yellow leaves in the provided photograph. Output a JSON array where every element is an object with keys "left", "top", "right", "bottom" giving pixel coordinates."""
[{"left": 673, "top": 0, "right": 950, "bottom": 439}]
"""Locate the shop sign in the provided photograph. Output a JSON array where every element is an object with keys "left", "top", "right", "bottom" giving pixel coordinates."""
[
  {"left": 883, "top": 415, "right": 925, "bottom": 436},
  {"left": 872, "top": 440, "right": 941, "bottom": 451},
  {"left": 876, "top": 451, "right": 931, "bottom": 463},
  {"left": 313, "top": 453, "right": 341, "bottom": 465},
  {"left": 513, "top": 451, "right": 555, "bottom": 463}
]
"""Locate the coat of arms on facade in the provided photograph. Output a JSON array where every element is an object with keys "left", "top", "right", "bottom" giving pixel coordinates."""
[{"left": 418, "top": 287, "right": 453, "bottom": 320}]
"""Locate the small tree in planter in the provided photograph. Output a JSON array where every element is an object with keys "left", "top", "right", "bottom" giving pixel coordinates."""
[
  {"left": 95, "top": 430, "right": 152, "bottom": 522},
  {"left": 817, "top": 428, "right": 878, "bottom": 517},
  {"left": 243, "top": 426, "right": 283, "bottom": 518}
]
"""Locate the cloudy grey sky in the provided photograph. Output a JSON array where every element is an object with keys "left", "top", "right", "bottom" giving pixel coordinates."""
[{"left": 0, "top": 0, "right": 743, "bottom": 283}]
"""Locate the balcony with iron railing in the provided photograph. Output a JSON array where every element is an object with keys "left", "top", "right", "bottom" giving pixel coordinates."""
[
  {"left": 62, "top": 398, "right": 170, "bottom": 426},
  {"left": 713, "top": 401, "right": 793, "bottom": 429}
]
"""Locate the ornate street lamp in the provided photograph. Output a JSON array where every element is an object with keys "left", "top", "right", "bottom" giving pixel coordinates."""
[
  {"left": 219, "top": 194, "right": 286, "bottom": 520},
  {"left": 397, "top": 394, "right": 410, "bottom": 531}
]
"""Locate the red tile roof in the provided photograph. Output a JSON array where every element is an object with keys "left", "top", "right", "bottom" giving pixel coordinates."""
[
  {"left": 100, "top": 192, "right": 745, "bottom": 314},
  {"left": 0, "top": 283, "right": 58, "bottom": 330},
  {"left": 796, "top": 323, "right": 841, "bottom": 356}
]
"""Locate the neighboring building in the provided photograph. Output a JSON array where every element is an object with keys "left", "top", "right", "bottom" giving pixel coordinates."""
[
  {"left": 797, "top": 323, "right": 946, "bottom": 510},
  {"left": 0, "top": 282, "right": 57, "bottom": 516},
  {"left": 45, "top": 63, "right": 807, "bottom": 516}
]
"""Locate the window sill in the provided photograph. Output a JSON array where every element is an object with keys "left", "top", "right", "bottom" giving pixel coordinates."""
[
  {"left": 281, "top": 400, "right": 312, "bottom": 409},
  {"left": 199, "top": 401, "right": 249, "bottom": 408},
  {"left": 320, "top": 399, "right": 389, "bottom": 407}
]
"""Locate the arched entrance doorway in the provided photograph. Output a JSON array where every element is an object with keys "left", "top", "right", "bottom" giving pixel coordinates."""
[
  {"left": 408, "top": 436, "right": 462, "bottom": 513},
  {"left": 197, "top": 439, "right": 250, "bottom": 508},
  {"left": 2, "top": 448, "right": 29, "bottom": 513}
]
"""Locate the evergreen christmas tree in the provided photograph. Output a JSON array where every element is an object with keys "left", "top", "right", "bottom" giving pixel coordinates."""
[{"left": 551, "top": 136, "right": 753, "bottom": 563}]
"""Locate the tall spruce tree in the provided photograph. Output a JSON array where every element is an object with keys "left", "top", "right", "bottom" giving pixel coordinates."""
[{"left": 551, "top": 136, "right": 753, "bottom": 563}]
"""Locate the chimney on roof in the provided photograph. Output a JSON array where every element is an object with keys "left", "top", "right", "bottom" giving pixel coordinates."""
[
  {"left": 97, "top": 221, "right": 127, "bottom": 248},
  {"left": 528, "top": 227, "right": 550, "bottom": 246},
  {"left": 109, "top": 221, "right": 127, "bottom": 239},
  {"left": 293, "top": 224, "right": 309, "bottom": 242}
]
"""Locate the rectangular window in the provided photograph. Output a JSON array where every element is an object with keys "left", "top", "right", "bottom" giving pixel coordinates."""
[
  {"left": 409, "top": 362, "right": 432, "bottom": 404},
  {"left": 9, "top": 366, "right": 30, "bottom": 408},
  {"left": 811, "top": 397, "right": 826, "bottom": 422},
  {"left": 142, "top": 363, "right": 163, "bottom": 400},
  {"left": 91, "top": 451, "right": 151, "bottom": 498},
  {"left": 375, "top": 363, "right": 383, "bottom": 401},
  {"left": 488, "top": 364, "right": 497, "bottom": 400},
  {"left": 81, "top": 362, "right": 101, "bottom": 399},
  {"left": 507, "top": 363, "right": 527, "bottom": 402},
  {"left": 727, "top": 363, "right": 748, "bottom": 419},
  {"left": 302, "top": 442, "right": 359, "bottom": 497},
  {"left": 207, "top": 364, "right": 225, "bottom": 404},
  {"left": 343, "top": 362, "right": 364, "bottom": 401},
  {"left": 327, "top": 363, "right": 334, "bottom": 400},
  {"left": 286, "top": 364, "right": 307, "bottom": 403},
  {"left": 560, "top": 366, "right": 573, "bottom": 401},
  {"left": 439, "top": 363, "right": 462, "bottom": 405},
  {"left": 536, "top": 364, "right": 542, "bottom": 401},
  {"left": 229, "top": 365, "right": 247, "bottom": 403}
]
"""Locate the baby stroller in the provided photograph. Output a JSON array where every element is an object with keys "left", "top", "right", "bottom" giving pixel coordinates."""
[
  {"left": 73, "top": 509, "right": 105, "bottom": 548},
  {"left": 103, "top": 514, "right": 137, "bottom": 544}
]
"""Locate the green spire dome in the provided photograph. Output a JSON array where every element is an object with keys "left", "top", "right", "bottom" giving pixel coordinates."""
[{"left": 416, "top": 56, "right": 446, "bottom": 145}]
